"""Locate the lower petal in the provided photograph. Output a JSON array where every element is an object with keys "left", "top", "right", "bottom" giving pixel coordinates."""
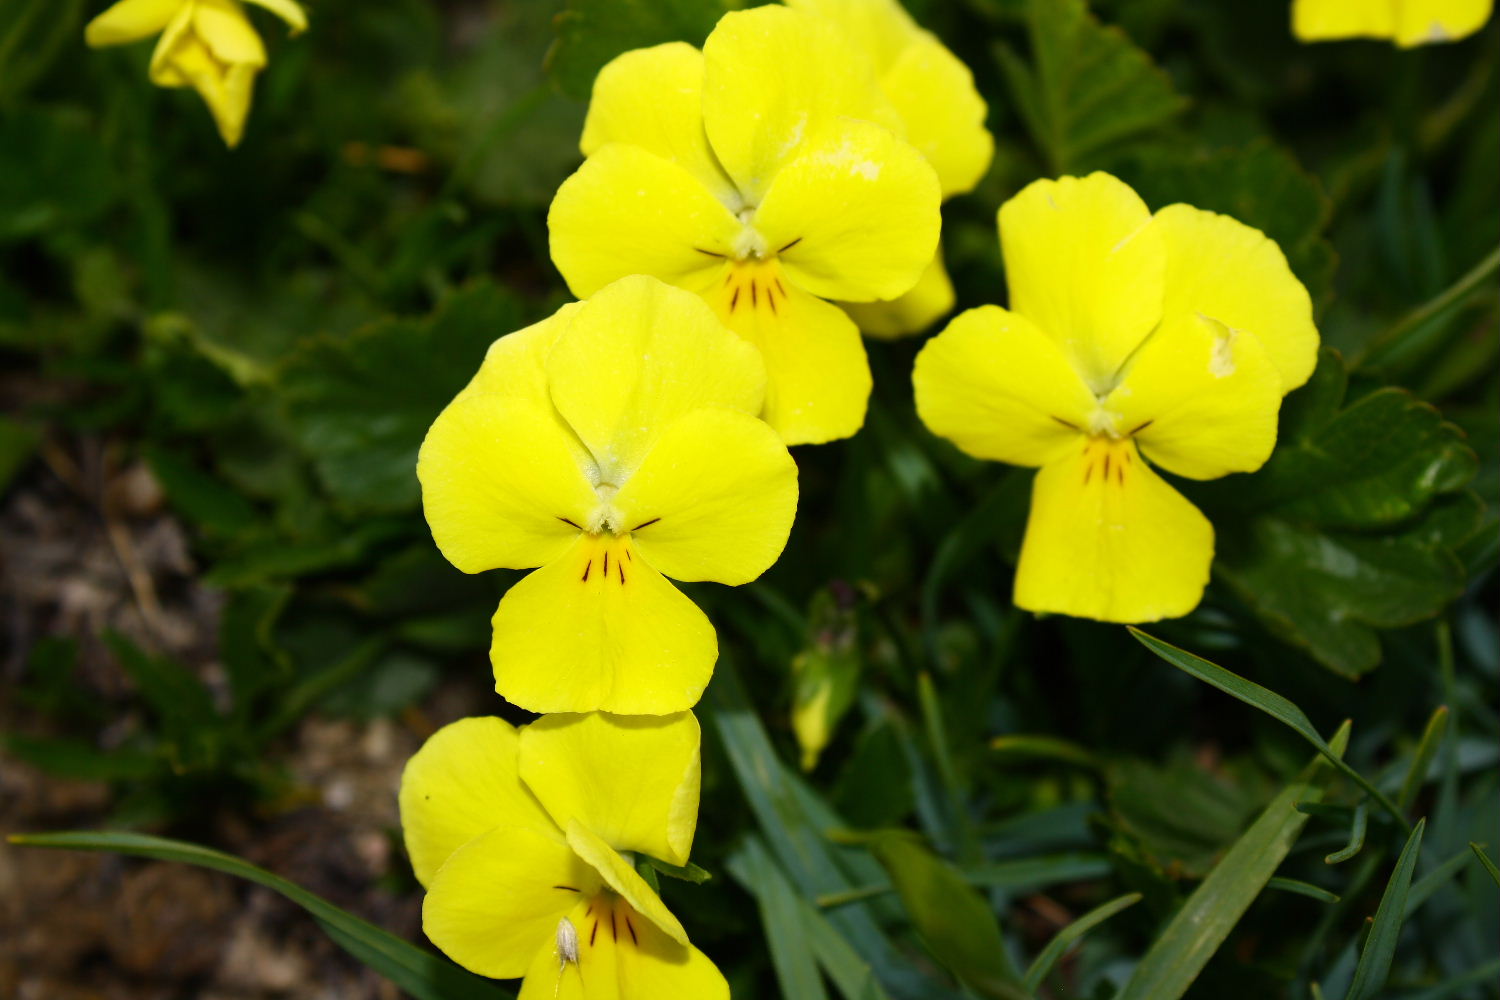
[
  {"left": 490, "top": 535, "right": 717, "bottom": 715},
  {"left": 1014, "top": 438, "right": 1213, "bottom": 623},
  {"left": 423, "top": 826, "right": 600, "bottom": 980},
  {"left": 843, "top": 248, "right": 955, "bottom": 339},
  {"left": 709, "top": 270, "right": 872, "bottom": 445}
]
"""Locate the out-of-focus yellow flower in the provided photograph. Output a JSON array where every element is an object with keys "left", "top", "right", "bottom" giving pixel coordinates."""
[
  {"left": 1293, "top": 0, "right": 1492, "bottom": 46},
  {"left": 399, "top": 711, "right": 729, "bottom": 999},
  {"left": 789, "top": 0, "right": 994, "bottom": 338},
  {"left": 418, "top": 276, "right": 798, "bottom": 715},
  {"left": 913, "top": 173, "right": 1319, "bottom": 624},
  {"left": 84, "top": 0, "right": 307, "bottom": 147},
  {"left": 549, "top": 5, "right": 942, "bottom": 445}
]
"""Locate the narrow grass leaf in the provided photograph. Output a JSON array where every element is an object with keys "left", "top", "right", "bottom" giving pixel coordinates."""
[
  {"left": 1397, "top": 706, "right": 1449, "bottom": 811},
  {"left": 1326, "top": 802, "right": 1368, "bottom": 864},
  {"left": 727, "top": 839, "right": 829, "bottom": 1000},
  {"left": 1267, "top": 877, "right": 1341, "bottom": 904},
  {"left": 1130, "top": 628, "right": 1408, "bottom": 829},
  {"left": 7, "top": 831, "right": 510, "bottom": 1000},
  {"left": 1469, "top": 842, "right": 1500, "bottom": 888},
  {"left": 1345, "top": 818, "right": 1426, "bottom": 1000},
  {"left": 1022, "top": 892, "right": 1142, "bottom": 992},
  {"left": 989, "top": 735, "right": 1102, "bottom": 771}
]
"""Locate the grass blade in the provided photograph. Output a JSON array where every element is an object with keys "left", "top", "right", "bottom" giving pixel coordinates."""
[
  {"left": 1116, "top": 724, "right": 1349, "bottom": 1000},
  {"left": 1022, "top": 892, "right": 1142, "bottom": 992},
  {"left": 1267, "top": 877, "right": 1341, "bottom": 904},
  {"left": 1397, "top": 706, "right": 1449, "bottom": 811},
  {"left": 1130, "top": 629, "right": 1408, "bottom": 830},
  {"left": 1325, "top": 802, "right": 1368, "bottom": 864},
  {"left": 728, "top": 838, "right": 830, "bottom": 1000},
  {"left": 1470, "top": 842, "right": 1500, "bottom": 888},
  {"left": 1344, "top": 818, "right": 1427, "bottom": 1000},
  {"left": 8, "top": 831, "right": 510, "bottom": 1000}
]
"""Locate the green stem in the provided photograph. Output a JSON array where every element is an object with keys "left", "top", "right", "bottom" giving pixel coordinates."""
[{"left": 1359, "top": 245, "right": 1500, "bottom": 367}]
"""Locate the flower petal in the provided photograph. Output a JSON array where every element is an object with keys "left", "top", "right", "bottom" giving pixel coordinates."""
[
  {"left": 581, "top": 43, "right": 736, "bottom": 205},
  {"left": 785, "top": 0, "right": 922, "bottom": 71},
  {"left": 754, "top": 118, "right": 941, "bottom": 303},
  {"left": 1015, "top": 437, "right": 1213, "bottom": 623},
  {"left": 458, "top": 303, "right": 580, "bottom": 407},
  {"left": 1291, "top": 0, "right": 1396, "bottom": 41},
  {"left": 1393, "top": 0, "right": 1491, "bottom": 44},
  {"left": 519, "top": 712, "right": 701, "bottom": 867},
  {"left": 999, "top": 172, "right": 1166, "bottom": 392},
  {"left": 490, "top": 534, "right": 717, "bottom": 715},
  {"left": 398, "top": 717, "right": 556, "bottom": 887},
  {"left": 423, "top": 826, "right": 600, "bottom": 979},
  {"left": 843, "top": 248, "right": 955, "bottom": 339},
  {"left": 148, "top": 2, "right": 198, "bottom": 83},
  {"left": 613, "top": 408, "right": 798, "bottom": 585},
  {"left": 545, "top": 276, "right": 765, "bottom": 486},
  {"left": 1106, "top": 313, "right": 1283, "bottom": 480},
  {"left": 518, "top": 896, "right": 730, "bottom": 1000},
  {"left": 913, "top": 305, "right": 1095, "bottom": 467},
  {"left": 701, "top": 5, "right": 897, "bottom": 204},
  {"left": 84, "top": 0, "right": 181, "bottom": 47},
  {"left": 882, "top": 35, "right": 993, "bottom": 197},
  {"left": 548, "top": 144, "right": 741, "bottom": 300},
  {"left": 242, "top": 0, "right": 307, "bottom": 34},
  {"left": 417, "top": 394, "right": 596, "bottom": 574},
  {"left": 192, "top": 0, "right": 267, "bottom": 66},
  {"left": 565, "top": 820, "right": 688, "bottom": 945},
  {"left": 1153, "top": 204, "right": 1319, "bottom": 393},
  {"left": 709, "top": 271, "right": 872, "bottom": 445}
]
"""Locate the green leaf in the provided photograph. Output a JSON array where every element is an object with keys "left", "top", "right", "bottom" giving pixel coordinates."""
[
  {"left": 641, "top": 855, "right": 713, "bottom": 885},
  {"left": 989, "top": 734, "right": 1101, "bottom": 771},
  {"left": 7, "top": 831, "right": 511, "bottom": 1000},
  {"left": 1129, "top": 629, "right": 1408, "bottom": 830},
  {"left": 995, "top": 0, "right": 1186, "bottom": 174},
  {"left": 1470, "top": 842, "right": 1500, "bottom": 888},
  {"left": 1345, "top": 819, "right": 1426, "bottom": 1000},
  {"left": 103, "top": 632, "right": 224, "bottom": 770},
  {"left": 1115, "top": 726, "right": 1348, "bottom": 1000},
  {"left": 1324, "top": 802, "right": 1367, "bottom": 865},
  {"left": 1397, "top": 706, "right": 1449, "bottom": 811},
  {"left": 1266, "top": 878, "right": 1340, "bottom": 904},
  {"left": 862, "top": 831, "right": 1028, "bottom": 1000},
  {"left": 1023, "top": 892, "right": 1142, "bottom": 992},
  {"left": 280, "top": 281, "right": 528, "bottom": 512},
  {"left": 1, "top": 734, "right": 158, "bottom": 781},
  {"left": 1105, "top": 754, "right": 1267, "bottom": 877},
  {"left": 0, "top": 106, "right": 116, "bottom": 242},
  {"left": 218, "top": 583, "right": 293, "bottom": 713},
  {"left": 548, "top": 0, "right": 739, "bottom": 100},
  {"left": 728, "top": 837, "right": 831, "bottom": 1000},
  {"left": 144, "top": 444, "right": 260, "bottom": 538}
]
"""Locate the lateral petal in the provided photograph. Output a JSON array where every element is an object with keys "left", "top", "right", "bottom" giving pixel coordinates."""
[
  {"left": 1014, "top": 437, "right": 1214, "bottom": 623},
  {"left": 913, "top": 305, "right": 1095, "bottom": 468},
  {"left": 565, "top": 820, "right": 688, "bottom": 945},
  {"left": 84, "top": 0, "right": 181, "bottom": 47},
  {"left": 999, "top": 172, "right": 1165, "bottom": 392},
  {"left": 843, "top": 248, "right": 956, "bottom": 339}
]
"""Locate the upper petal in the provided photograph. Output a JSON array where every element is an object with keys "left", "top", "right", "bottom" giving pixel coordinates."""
[
  {"left": 1291, "top": 0, "right": 1397, "bottom": 40},
  {"left": 457, "top": 302, "right": 580, "bottom": 407},
  {"left": 519, "top": 711, "right": 702, "bottom": 867},
  {"left": 398, "top": 716, "right": 558, "bottom": 887},
  {"left": 881, "top": 34, "right": 993, "bottom": 197},
  {"left": 1393, "top": 0, "right": 1492, "bottom": 44},
  {"left": 243, "top": 0, "right": 308, "bottom": 34},
  {"left": 423, "top": 826, "right": 600, "bottom": 979},
  {"left": 613, "top": 408, "right": 798, "bottom": 584},
  {"left": 84, "top": 0, "right": 182, "bottom": 47},
  {"left": 490, "top": 534, "right": 718, "bottom": 715},
  {"left": 913, "top": 305, "right": 1096, "bottom": 468},
  {"left": 1014, "top": 437, "right": 1213, "bottom": 623},
  {"left": 545, "top": 276, "right": 765, "bottom": 486},
  {"left": 755, "top": 118, "right": 942, "bottom": 303},
  {"left": 1153, "top": 203, "right": 1318, "bottom": 392},
  {"left": 1105, "top": 313, "right": 1283, "bottom": 480},
  {"left": 565, "top": 820, "right": 688, "bottom": 945},
  {"left": 417, "top": 394, "right": 596, "bottom": 573},
  {"left": 548, "top": 144, "right": 742, "bottom": 299},
  {"left": 192, "top": 0, "right": 267, "bottom": 67},
  {"left": 701, "top": 5, "right": 898, "bottom": 203},
  {"left": 785, "top": 0, "right": 922, "bottom": 72},
  {"left": 999, "top": 172, "right": 1166, "bottom": 392},
  {"left": 708, "top": 268, "right": 873, "bottom": 445},
  {"left": 581, "top": 43, "right": 736, "bottom": 205}
]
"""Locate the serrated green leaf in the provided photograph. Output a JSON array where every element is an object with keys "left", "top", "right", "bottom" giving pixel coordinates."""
[
  {"left": 1345, "top": 819, "right": 1426, "bottom": 1000},
  {"left": 7, "top": 831, "right": 510, "bottom": 1000},
  {"left": 1116, "top": 726, "right": 1349, "bottom": 1000},
  {"left": 280, "top": 282, "right": 528, "bottom": 512},
  {"left": 995, "top": 0, "right": 1186, "bottom": 174},
  {"left": 547, "top": 0, "right": 739, "bottom": 101}
]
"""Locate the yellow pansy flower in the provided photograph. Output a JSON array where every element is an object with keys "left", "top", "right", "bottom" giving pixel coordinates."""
[
  {"left": 418, "top": 276, "right": 798, "bottom": 715},
  {"left": 913, "top": 172, "right": 1319, "bottom": 623},
  {"left": 399, "top": 711, "right": 728, "bottom": 999},
  {"left": 787, "top": 0, "right": 994, "bottom": 338},
  {"left": 84, "top": 0, "right": 306, "bottom": 147},
  {"left": 1292, "top": 0, "right": 1493, "bottom": 46},
  {"left": 549, "top": 4, "right": 943, "bottom": 446}
]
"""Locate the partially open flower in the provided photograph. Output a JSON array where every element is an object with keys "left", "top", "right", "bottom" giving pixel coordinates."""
[
  {"left": 418, "top": 276, "right": 798, "bottom": 714},
  {"left": 399, "top": 711, "right": 727, "bottom": 999},
  {"left": 914, "top": 172, "right": 1319, "bottom": 623},
  {"left": 1292, "top": 0, "right": 1492, "bottom": 46},
  {"left": 84, "top": 0, "right": 307, "bottom": 147}
]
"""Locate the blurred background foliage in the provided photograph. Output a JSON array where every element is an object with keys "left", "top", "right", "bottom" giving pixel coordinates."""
[{"left": 0, "top": 0, "right": 1496, "bottom": 998}]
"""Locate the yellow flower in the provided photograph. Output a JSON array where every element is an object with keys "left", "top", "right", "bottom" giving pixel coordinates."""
[
  {"left": 913, "top": 172, "right": 1319, "bottom": 624},
  {"left": 84, "top": 0, "right": 307, "bottom": 147},
  {"left": 418, "top": 276, "right": 798, "bottom": 714},
  {"left": 1292, "top": 0, "right": 1492, "bottom": 46},
  {"left": 549, "top": 4, "right": 943, "bottom": 446},
  {"left": 399, "top": 711, "right": 728, "bottom": 999},
  {"left": 787, "top": 0, "right": 994, "bottom": 338}
]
